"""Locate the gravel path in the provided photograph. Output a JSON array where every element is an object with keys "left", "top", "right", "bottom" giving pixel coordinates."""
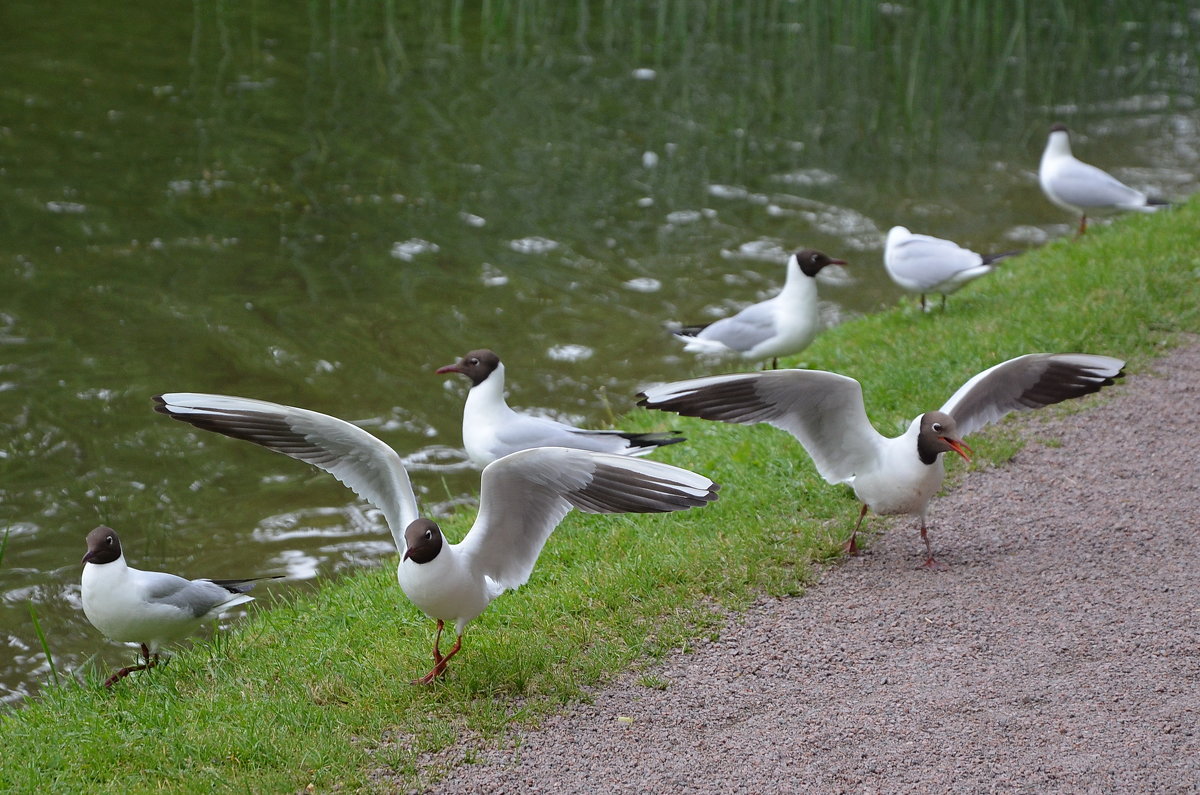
[{"left": 428, "top": 342, "right": 1200, "bottom": 794}]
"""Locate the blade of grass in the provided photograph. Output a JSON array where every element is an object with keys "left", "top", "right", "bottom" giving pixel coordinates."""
[{"left": 27, "top": 602, "right": 60, "bottom": 689}]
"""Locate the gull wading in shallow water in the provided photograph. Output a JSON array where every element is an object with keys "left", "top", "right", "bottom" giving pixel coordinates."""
[
  {"left": 672, "top": 249, "right": 848, "bottom": 369},
  {"left": 1039, "top": 123, "right": 1168, "bottom": 236},
  {"left": 638, "top": 353, "right": 1124, "bottom": 568},
  {"left": 436, "top": 349, "right": 684, "bottom": 467},
  {"left": 81, "top": 525, "right": 280, "bottom": 687},
  {"left": 883, "top": 226, "right": 1019, "bottom": 311},
  {"left": 154, "top": 393, "right": 719, "bottom": 684}
]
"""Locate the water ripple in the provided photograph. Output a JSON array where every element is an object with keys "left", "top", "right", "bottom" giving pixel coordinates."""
[
  {"left": 403, "top": 445, "right": 474, "bottom": 473},
  {"left": 624, "top": 277, "right": 661, "bottom": 293},
  {"left": 509, "top": 236, "right": 559, "bottom": 255},
  {"left": 770, "top": 168, "right": 838, "bottom": 187},
  {"left": 45, "top": 201, "right": 86, "bottom": 214},
  {"left": 389, "top": 238, "right": 440, "bottom": 261},
  {"left": 545, "top": 344, "right": 593, "bottom": 362}
]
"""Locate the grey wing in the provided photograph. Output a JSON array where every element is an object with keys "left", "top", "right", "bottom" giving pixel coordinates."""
[
  {"left": 489, "top": 413, "right": 595, "bottom": 451},
  {"left": 456, "top": 448, "right": 719, "bottom": 590},
  {"left": 154, "top": 393, "right": 419, "bottom": 553},
  {"left": 1051, "top": 159, "right": 1145, "bottom": 209},
  {"left": 139, "top": 571, "right": 244, "bottom": 618},
  {"left": 939, "top": 354, "right": 1126, "bottom": 437},
  {"left": 889, "top": 234, "right": 982, "bottom": 288},
  {"left": 484, "top": 414, "right": 651, "bottom": 458},
  {"left": 698, "top": 300, "right": 777, "bottom": 352},
  {"left": 638, "top": 370, "right": 884, "bottom": 484}
]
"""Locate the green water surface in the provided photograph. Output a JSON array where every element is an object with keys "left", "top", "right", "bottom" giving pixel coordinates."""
[{"left": 1, "top": 0, "right": 1196, "bottom": 702}]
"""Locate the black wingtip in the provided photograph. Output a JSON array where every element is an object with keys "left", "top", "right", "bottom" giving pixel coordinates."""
[
  {"left": 981, "top": 250, "right": 1022, "bottom": 266},
  {"left": 672, "top": 323, "right": 710, "bottom": 339},
  {"left": 617, "top": 430, "right": 687, "bottom": 449},
  {"left": 208, "top": 574, "right": 286, "bottom": 594},
  {"left": 151, "top": 394, "right": 170, "bottom": 414}
]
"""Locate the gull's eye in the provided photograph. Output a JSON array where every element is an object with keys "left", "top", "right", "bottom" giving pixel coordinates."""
[
  {"left": 467, "top": 357, "right": 479, "bottom": 366},
  {"left": 106, "top": 536, "right": 114, "bottom": 545},
  {"left": 932, "top": 422, "right": 944, "bottom": 433},
  {"left": 424, "top": 529, "right": 433, "bottom": 541}
]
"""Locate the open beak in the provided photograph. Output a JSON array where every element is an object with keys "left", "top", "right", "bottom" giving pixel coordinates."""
[
  {"left": 435, "top": 362, "right": 463, "bottom": 375},
  {"left": 942, "top": 437, "right": 973, "bottom": 463}
]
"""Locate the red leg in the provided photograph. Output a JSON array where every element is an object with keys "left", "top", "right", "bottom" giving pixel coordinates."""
[
  {"left": 918, "top": 522, "right": 946, "bottom": 570},
  {"left": 408, "top": 619, "right": 445, "bottom": 685},
  {"left": 103, "top": 663, "right": 146, "bottom": 688},
  {"left": 430, "top": 619, "right": 445, "bottom": 665},
  {"left": 843, "top": 504, "right": 869, "bottom": 556},
  {"left": 103, "top": 643, "right": 158, "bottom": 688},
  {"left": 1076, "top": 215, "right": 1088, "bottom": 237},
  {"left": 412, "top": 632, "right": 463, "bottom": 685}
]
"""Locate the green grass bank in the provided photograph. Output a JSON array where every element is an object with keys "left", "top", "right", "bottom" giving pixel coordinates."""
[{"left": 2, "top": 204, "right": 1197, "bottom": 791}]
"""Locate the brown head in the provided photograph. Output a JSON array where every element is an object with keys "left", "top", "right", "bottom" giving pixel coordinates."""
[
  {"left": 916, "top": 411, "right": 973, "bottom": 466},
  {"left": 794, "top": 249, "right": 848, "bottom": 278},
  {"left": 435, "top": 349, "right": 502, "bottom": 387},
  {"left": 402, "top": 518, "right": 444, "bottom": 565},
  {"left": 82, "top": 525, "right": 123, "bottom": 565}
]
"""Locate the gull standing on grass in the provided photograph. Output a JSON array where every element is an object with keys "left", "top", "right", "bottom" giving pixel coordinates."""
[
  {"left": 639, "top": 353, "right": 1124, "bottom": 569},
  {"left": 672, "top": 249, "right": 848, "bottom": 369},
  {"left": 436, "top": 349, "right": 684, "bottom": 467},
  {"left": 883, "top": 226, "right": 1019, "bottom": 311},
  {"left": 154, "top": 393, "right": 718, "bottom": 684},
  {"left": 1039, "top": 123, "right": 1168, "bottom": 236},
  {"left": 81, "top": 525, "right": 280, "bottom": 687}
]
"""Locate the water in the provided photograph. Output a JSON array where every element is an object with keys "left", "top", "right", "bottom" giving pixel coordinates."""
[{"left": 2, "top": 0, "right": 1197, "bottom": 703}]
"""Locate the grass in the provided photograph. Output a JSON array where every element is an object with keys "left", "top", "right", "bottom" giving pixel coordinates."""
[
  {"left": 26, "top": 604, "right": 60, "bottom": 689},
  {"left": 1, "top": 202, "right": 1197, "bottom": 791}
]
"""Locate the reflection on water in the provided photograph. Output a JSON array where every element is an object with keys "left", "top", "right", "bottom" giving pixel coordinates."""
[{"left": 0, "top": 0, "right": 1197, "bottom": 703}]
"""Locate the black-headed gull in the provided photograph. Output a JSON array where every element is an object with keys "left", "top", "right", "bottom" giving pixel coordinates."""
[
  {"left": 638, "top": 353, "right": 1124, "bottom": 568},
  {"left": 81, "top": 525, "right": 279, "bottom": 687},
  {"left": 1039, "top": 123, "right": 1168, "bottom": 236},
  {"left": 672, "top": 249, "right": 848, "bottom": 369},
  {"left": 436, "top": 349, "right": 684, "bottom": 467},
  {"left": 154, "top": 393, "right": 719, "bottom": 684},
  {"left": 883, "top": 226, "right": 1019, "bottom": 310}
]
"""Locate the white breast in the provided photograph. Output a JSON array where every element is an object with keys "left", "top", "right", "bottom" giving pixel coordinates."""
[
  {"left": 461, "top": 374, "right": 519, "bottom": 467},
  {"left": 82, "top": 562, "right": 204, "bottom": 651},
  {"left": 747, "top": 282, "right": 819, "bottom": 360},
  {"left": 396, "top": 548, "right": 497, "bottom": 636},
  {"left": 848, "top": 419, "right": 945, "bottom": 517}
]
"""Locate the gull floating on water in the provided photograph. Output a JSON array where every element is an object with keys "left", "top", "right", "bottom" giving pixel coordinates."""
[
  {"left": 81, "top": 525, "right": 280, "bottom": 687},
  {"left": 154, "top": 393, "right": 718, "bottom": 684},
  {"left": 638, "top": 353, "right": 1124, "bottom": 568},
  {"left": 437, "top": 349, "right": 684, "bottom": 467},
  {"left": 883, "top": 226, "right": 1019, "bottom": 311},
  {"left": 1039, "top": 123, "right": 1168, "bottom": 236},
  {"left": 672, "top": 249, "right": 847, "bottom": 369}
]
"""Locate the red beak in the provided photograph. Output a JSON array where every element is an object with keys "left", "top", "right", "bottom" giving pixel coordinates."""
[
  {"left": 829, "top": 258, "right": 848, "bottom": 266},
  {"left": 942, "top": 437, "right": 973, "bottom": 463},
  {"left": 435, "top": 363, "right": 462, "bottom": 375}
]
